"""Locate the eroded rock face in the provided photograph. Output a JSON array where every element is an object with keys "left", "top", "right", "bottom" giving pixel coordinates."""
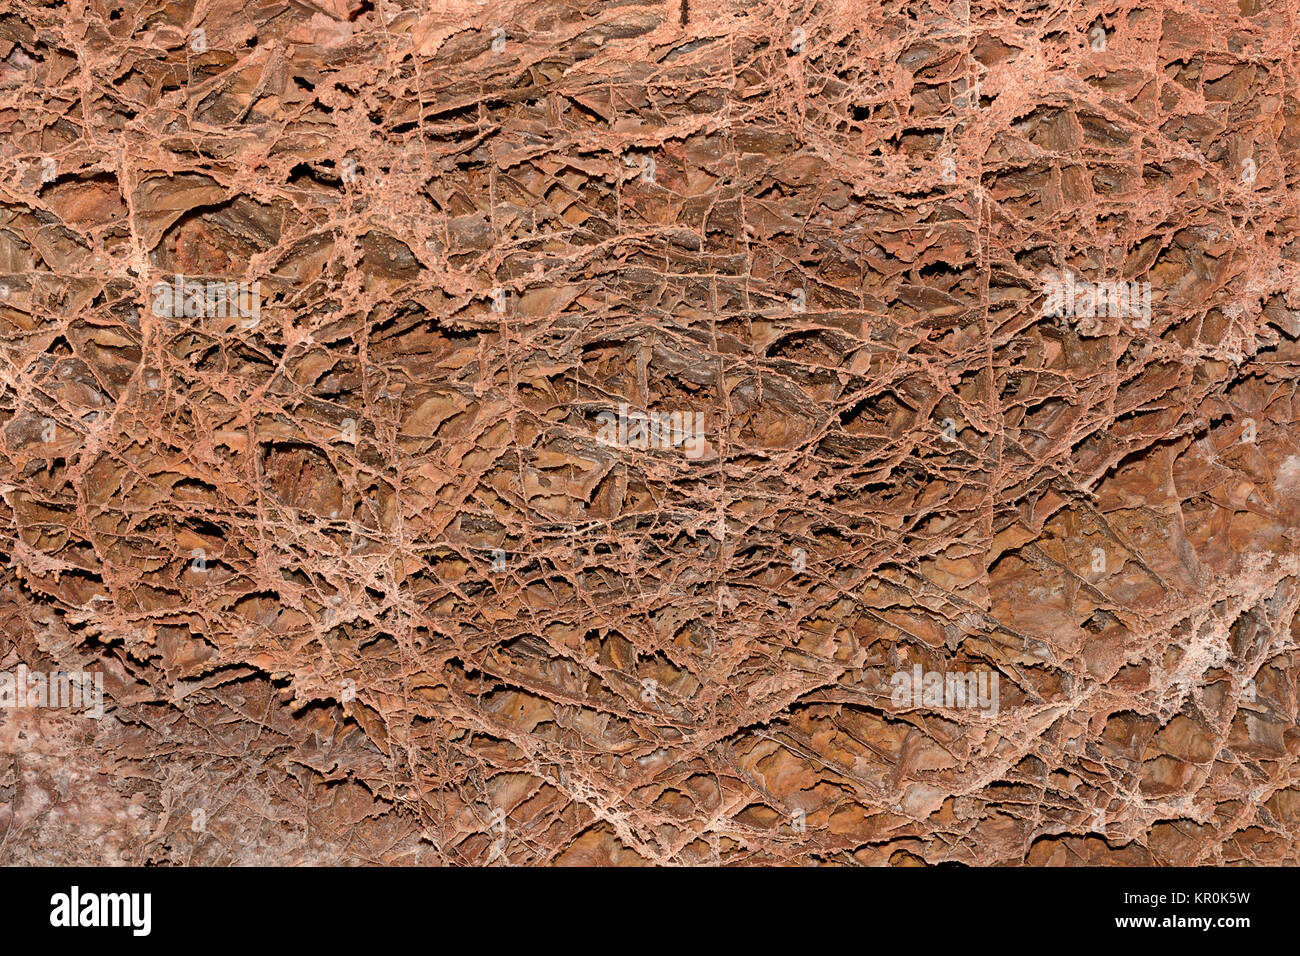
[{"left": 1, "top": 0, "right": 1298, "bottom": 866}]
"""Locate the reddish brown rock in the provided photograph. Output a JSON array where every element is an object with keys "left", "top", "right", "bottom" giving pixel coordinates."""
[{"left": 1, "top": 0, "right": 1298, "bottom": 865}]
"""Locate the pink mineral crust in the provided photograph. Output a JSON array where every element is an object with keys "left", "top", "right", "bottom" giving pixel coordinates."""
[{"left": 0, "top": 0, "right": 1298, "bottom": 866}]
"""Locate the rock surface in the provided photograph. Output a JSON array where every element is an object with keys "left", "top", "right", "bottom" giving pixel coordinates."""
[{"left": 1, "top": 0, "right": 1298, "bottom": 865}]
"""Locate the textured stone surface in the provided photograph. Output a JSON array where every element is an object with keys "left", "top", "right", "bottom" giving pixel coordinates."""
[{"left": 1, "top": 0, "right": 1299, "bottom": 865}]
